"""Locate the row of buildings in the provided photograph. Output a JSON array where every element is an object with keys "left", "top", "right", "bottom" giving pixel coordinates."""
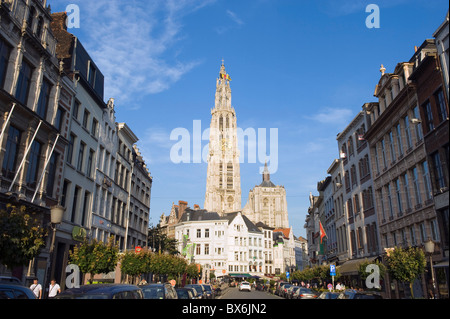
[
  {"left": 0, "top": 1, "right": 152, "bottom": 289},
  {"left": 305, "top": 12, "right": 449, "bottom": 298}
]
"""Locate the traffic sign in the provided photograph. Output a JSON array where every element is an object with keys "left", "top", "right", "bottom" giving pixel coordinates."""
[{"left": 330, "top": 265, "right": 336, "bottom": 276}]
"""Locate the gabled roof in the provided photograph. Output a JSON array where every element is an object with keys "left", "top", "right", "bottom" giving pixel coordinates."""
[
  {"left": 223, "top": 212, "right": 262, "bottom": 233},
  {"left": 273, "top": 228, "right": 291, "bottom": 239},
  {"left": 178, "top": 208, "right": 221, "bottom": 222}
]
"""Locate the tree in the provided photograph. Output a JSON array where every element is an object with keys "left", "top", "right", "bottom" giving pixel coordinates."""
[
  {"left": 0, "top": 205, "right": 48, "bottom": 269},
  {"left": 70, "top": 237, "right": 119, "bottom": 283},
  {"left": 120, "top": 250, "right": 152, "bottom": 284},
  {"left": 358, "top": 259, "right": 386, "bottom": 287},
  {"left": 148, "top": 224, "right": 178, "bottom": 255},
  {"left": 385, "top": 246, "right": 426, "bottom": 299}
]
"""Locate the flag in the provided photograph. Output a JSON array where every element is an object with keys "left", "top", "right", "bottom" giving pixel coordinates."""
[
  {"left": 319, "top": 221, "right": 327, "bottom": 244},
  {"left": 220, "top": 73, "right": 231, "bottom": 81}
]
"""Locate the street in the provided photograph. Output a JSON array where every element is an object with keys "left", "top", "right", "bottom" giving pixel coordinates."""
[{"left": 219, "top": 287, "right": 283, "bottom": 299}]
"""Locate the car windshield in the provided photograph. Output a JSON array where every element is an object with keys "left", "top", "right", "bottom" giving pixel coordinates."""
[
  {"left": 141, "top": 287, "right": 164, "bottom": 299},
  {"left": 186, "top": 285, "right": 202, "bottom": 294},
  {"left": 56, "top": 294, "right": 110, "bottom": 299},
  {"left": 300, "top": 288, "right": 314, "bottom": 294}
]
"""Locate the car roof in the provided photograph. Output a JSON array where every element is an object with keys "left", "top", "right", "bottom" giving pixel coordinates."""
[{"left": 59, "top": 284, "right": 140, "bottom": 295}]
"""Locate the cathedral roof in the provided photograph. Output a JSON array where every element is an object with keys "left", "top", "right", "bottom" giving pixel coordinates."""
[{"left": 259, "top": 180, "right": 277, "bottom": 188}]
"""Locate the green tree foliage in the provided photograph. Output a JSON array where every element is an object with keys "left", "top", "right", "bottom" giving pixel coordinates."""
[
  {"left": 0, "top": 205, "right": 48, "bottom": 269},
  {"left": 385, "top": 246, "right": 426, "bottom": 299},
  {"left": 120, "top": 249, "right": 152, "bottom": 282},
  {"left": 69, "top": 237, "right": 119, "bottom": 283},
  {"left": 148, "top": 225, "right": 178, "bottom": 255}
]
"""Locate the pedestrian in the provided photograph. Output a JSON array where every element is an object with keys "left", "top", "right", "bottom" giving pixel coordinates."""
[
  {"left": 30, "top": 278, "right": 42, "bottom": 299},
  {"left": 336, "top": 282, "right": 342, "bottom": 291},
  {"left": 48, "top": 279, "right": 61, "bottom": 299}
]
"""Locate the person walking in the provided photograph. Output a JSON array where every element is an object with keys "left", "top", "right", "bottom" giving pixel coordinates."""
[
  {"left": 48, "top": 279, "right": 61, "bottom": 299},
  {"left": 30, "top": 278, "right": 42, "bottom": 299}
]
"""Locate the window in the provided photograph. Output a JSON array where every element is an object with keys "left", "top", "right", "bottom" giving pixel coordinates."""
[
  {"left": 86, "top": 149, "right": 94, "bottom": 177},
  {"left": 77, "top": 142, "right": 85, "bottom": 172},
  {"left": 72, "top": 100, "right": 80, "bottom": 120},
  {"left": 88, "top": 62, "right": 96, "bottom": 88},
  {"left": 196, "top": 229, "right": 201, "bottom": 238},
  {"left": 204, "top": 244, "right": 210, "bottom": 255},
  {"left": 91, "top": 118, "right": 98, "bottom": 137},
  {"left": 396, "top": 123, "right": 404, "bottom": 157},
  {"left": 36, "top": 79, "right": 51, "bottom": 119},
  {"left": 54, "top": 107, "right": 64, "bottom": 131},
  {"left": 373, "top": 146, "right": 380, "bottom": 174},
  {"left": 402, "top": 173, "right": 411, "bottom": 210},
  {"left": 395, "top": 179, "right": 402, "bottom": 214},
  {"left": 413, "top": 106, "right": 423, "bottom": 142},
  {"left": 422, "top": 161, "right": 432, "bottom": 200},
  {"left": 15, "top": 60, "right": 33, "bottom": 105},
  {"left": 412, "top": 167, "right": 422, "bottom": 205},
  {"left": 422, "top": 101, "right": 434, "bottom": 132},
  {"left": 61, "top": 180, "right": 70, "bottom": 208},
  {"left": 81, "top": 191, "right": 90, "bottom": 227},
  {"left": 0, "top": 38, "right": 12, "bottom": 88},
  {"left": 435, "top": 89, "right": 448, "bottom": 122},
  {"left": 386, "top": 184, "right": 394, "bottom": 219},
  {"left": 82, "top": 109, "right": 90, "bottom": 129},
  {"left": 432, "top": 152, "right": 446, "bottom": 190},
  {"left": 380, "top": 139, "right": 388, "bottom": 168},
  {"left": 71, "top": 186, "right": 81, "bottom": 223},
  {"left": 205, "top": 229, "right": 209, "bottom": 238},
  {"left": 2, "top": 126, "right": 21, "bottom": 179},
  {"left": 46, "top": 153, "right": 58, "bottom": 197},
  {"left": 419, "top": 223, "right": 427, "bottom": 243},
  {"left": 389, "top": 131, "right": 396, "bottom": 163},
  {"left": 350, "top": 165, "right": 357, "bottom": 186},
  {"left": 404, "top": 116, "right": 412, "bottom": 149},
  {"left": 27, "top": 7, "right": 35, "bottom": 31},
  {"left": 25, "top": 140, "right": 42, "bottom": 188},
  {"left": 409, "top": 226, "right": 417, "bottom": 246},
  {"left": 67, "top": 134, "right": 75, "bottom": 165},
  {"left": 196, "top": 244, "right": 201, "bottom": 255},
  {"left": 430, "top": 219, "right": 439, "bottom": 241}
]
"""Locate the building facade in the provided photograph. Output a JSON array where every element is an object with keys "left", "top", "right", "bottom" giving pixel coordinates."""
[{"left": 0, "top": 0, "right": 73, "bottom": 285}]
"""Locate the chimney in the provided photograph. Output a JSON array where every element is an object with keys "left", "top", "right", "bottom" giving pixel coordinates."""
[
  {"left": 50, "top": 12, "right": 68, "bottom": 32},
  {"left": 194, "top": 204, "right": 200, "bottom": 210},
  {"left": 178, "top": 200, "right": 188, "bottom": 218}
]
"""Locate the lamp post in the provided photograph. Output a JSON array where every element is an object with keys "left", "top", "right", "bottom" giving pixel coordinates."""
[
  {"left": 424, "top": 238, "right": 438, "bottom": 299},
  {"left": 44, "top": 205, "right": 64, "bottom": 298}
]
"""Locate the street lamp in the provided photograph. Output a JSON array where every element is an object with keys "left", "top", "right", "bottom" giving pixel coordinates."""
[
  {"left": 44, "top": 205, "right": 65, "bottom": 298},
  {"left": 424, "top": 238, "right": 438, "bottom": 299}
]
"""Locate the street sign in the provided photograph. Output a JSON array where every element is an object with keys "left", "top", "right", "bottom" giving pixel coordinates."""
[{"left": 330, "top": 265, "right": 336, "bottom": 276}]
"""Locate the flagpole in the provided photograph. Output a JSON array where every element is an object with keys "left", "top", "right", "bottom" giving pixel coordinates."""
[{"left": 0, "top": 103, "right": 16, "bottom": 142}]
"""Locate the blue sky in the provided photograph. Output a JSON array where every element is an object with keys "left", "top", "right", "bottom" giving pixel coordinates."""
[{"left": 49, "top": 0, "right": 448, "bottom": 237}]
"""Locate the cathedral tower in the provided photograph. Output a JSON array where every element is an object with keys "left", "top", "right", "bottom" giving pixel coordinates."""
[{"left": 204, "top": 62, "right": 241, "bottom": 214}]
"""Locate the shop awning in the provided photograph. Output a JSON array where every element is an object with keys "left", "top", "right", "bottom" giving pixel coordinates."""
[
  {"left": 338, "top": 257, "right": 377, "bottom": 276},
  {"left": 229, "top": 273, "right": 251, "bottom": 278}
]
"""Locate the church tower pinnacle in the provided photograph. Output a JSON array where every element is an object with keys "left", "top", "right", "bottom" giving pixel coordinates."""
[{"left": 204, "top": 62, "right": 242, "bottom": 215}]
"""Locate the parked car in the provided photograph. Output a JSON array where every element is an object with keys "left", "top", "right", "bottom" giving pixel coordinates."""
[
  {"left": 341, "top": 291, "right": 383, "bottom": 299},
  {"left": 55, "top": 284, "right": 143, "bottom": 299},
  {"left": 0, "top": 276, "right": 22, "bottom": 285},
  {"left": 294, "top": 287, "right": 318, "bottom": 299},
  {"left": 337, "top": 289, "right": 358, "bottom": 299},
  {"left": 286, "top": 286, "right": 300, "bottom": 299},
  {"left": 184, "top": 284, "right": 206, "bottom": 299},
  {"left": 317, "top": 291, "right": 339, "bottom": 299},
  {"left": 184, "top": 286, "right": 200, "bottom": 299},
  {"left": 176, "top": 287, "right": 195, "bottom": 299},
  {"left": 238, "top": 281, "right": 251, "bottom": 292},
  {"left": 0, "top": 284, "right": 36, "bottom": 299},
  {"left": 280, "top": 284, "right": 293, "bottom": 298},
  {"left": 275, "top": 281, "right": 290, "bottom": 296},
  {"left": 140, "top": 283, "right": 178, "bottom": 299},
  {"left": 201, "top": 284, "right": 215, "bottom": 299}
]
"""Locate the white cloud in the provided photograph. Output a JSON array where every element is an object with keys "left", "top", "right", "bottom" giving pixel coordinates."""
[
  {"left": 226, "top": 10, "right": 244, "bottom": 26},
  {"left": 305, "top": 107, "right": 353, "bottom": 125},
  {"left": 68, "top": 0, "right": 215, "bottom": 107}
]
